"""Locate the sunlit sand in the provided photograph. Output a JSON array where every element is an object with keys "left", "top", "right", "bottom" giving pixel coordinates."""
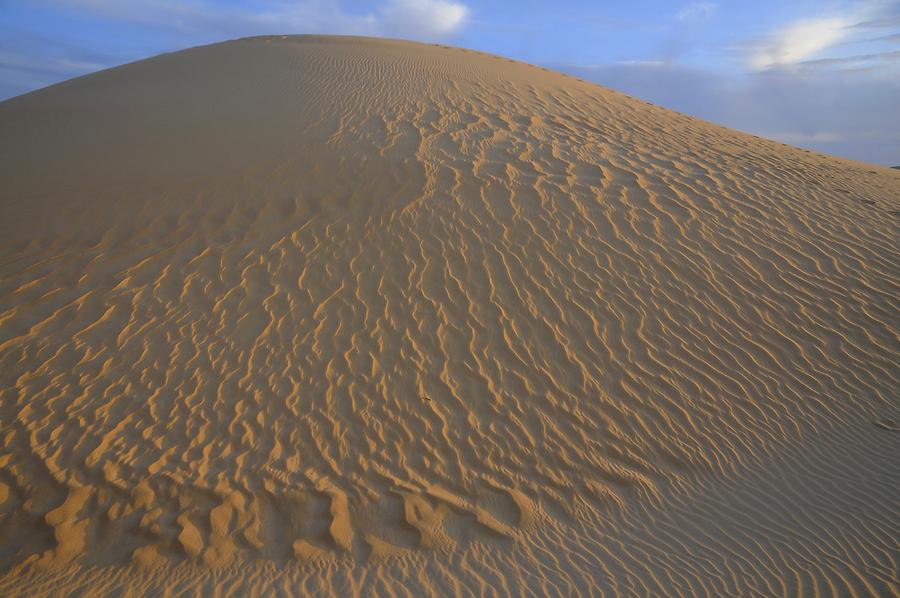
[{"left": 1, "top": 36, "right": 898, "bottom": 596}]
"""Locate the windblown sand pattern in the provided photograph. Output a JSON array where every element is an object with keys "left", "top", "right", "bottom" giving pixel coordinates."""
[{"left": 1, "top": 36, "right": 898, "bottom": 596}]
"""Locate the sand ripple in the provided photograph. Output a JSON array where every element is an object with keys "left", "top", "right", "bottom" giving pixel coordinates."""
[{"left": 0, "top": 36, "right": 898, "bottom": 595}]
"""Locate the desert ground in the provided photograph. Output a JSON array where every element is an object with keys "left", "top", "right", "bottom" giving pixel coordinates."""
[{"left": 0, "top": 36, "right": 898, "bottom": 596}]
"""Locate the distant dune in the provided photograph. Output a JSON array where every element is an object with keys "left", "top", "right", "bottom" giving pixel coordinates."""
[{"left": 1, "top": 36, "right": 898, "bottom": 596}]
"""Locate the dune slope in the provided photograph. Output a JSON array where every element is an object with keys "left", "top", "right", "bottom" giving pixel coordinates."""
[{"left": 0, "top": 36, "right": 898, "bottom": 596}]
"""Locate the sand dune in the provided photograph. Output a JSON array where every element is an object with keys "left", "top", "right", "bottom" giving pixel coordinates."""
[{"left": 0, "top": 36, "right": 898, "bottom": 596}]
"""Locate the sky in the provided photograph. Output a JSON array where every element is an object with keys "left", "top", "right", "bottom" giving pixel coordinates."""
[{"left": 1, "top": 1, "right": 899, "bottom": 165}]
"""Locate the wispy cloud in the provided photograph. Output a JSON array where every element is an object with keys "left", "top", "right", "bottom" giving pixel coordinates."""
[
  {"left": 38, "top": 0, "right": 469, "bottom": 39},
  {"left": 745, "top": 2, "right": 900, "bottom": 71},
  {"left": 0, "top": 50, "right": 105, "bottom": 77},
  {"left": 793, "top": 49, "right": 900, "bottom": 72},
  {"left": 618, "top": 60, "right": 667, "bottom": 67},
  {"left": 0, "top": 48, "right": 109, "bottom": 98},
  {"left": 748, "top": 17, "right": 853, "bottom": 70},
  {"left": 677, "top": 2, "right": 716, "bottom": 24},
  {"left": 851, "top": 14, "right": 900, "bottom": 29},
  {"left": 761, "top": 131, "right": 844, "bottom": 144}
]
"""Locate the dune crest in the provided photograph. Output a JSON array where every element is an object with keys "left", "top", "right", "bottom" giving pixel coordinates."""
[{"left": 0, "top": 36, "right": 898, "bottom": 595}]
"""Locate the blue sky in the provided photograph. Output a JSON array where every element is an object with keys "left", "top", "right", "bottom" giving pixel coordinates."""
[{"left": 2, "top": 0, "right": 899, "bottom": 164}]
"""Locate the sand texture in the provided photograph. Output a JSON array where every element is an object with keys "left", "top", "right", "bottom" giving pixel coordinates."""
[{"left": 1, "top": 36, "right": 899, "bottom": 596}]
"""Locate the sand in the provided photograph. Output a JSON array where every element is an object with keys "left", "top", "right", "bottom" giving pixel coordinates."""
[{"left": 0, "top": 35, "right": 898, "bottom": 596}]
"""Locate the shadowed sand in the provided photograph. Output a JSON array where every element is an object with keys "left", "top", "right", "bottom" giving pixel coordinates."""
[{"left": 0, "top": 36, "right": 898, "bottom": 596}]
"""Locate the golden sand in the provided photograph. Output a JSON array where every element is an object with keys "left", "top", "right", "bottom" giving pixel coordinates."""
[{"left": 0, "top": 36, "right": 898, "bottom": 596}]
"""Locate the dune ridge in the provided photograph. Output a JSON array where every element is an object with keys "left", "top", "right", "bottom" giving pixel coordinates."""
[{"left": 0, "top": 36, "right": 898, "bottom": 596}]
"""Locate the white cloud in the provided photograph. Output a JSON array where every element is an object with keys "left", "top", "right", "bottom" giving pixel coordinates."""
[
  {"left": 745, "top": 1, "right": 900, "bottom": 72},
  {"left": 677, "top": 2, "right": 716, "bottom": 24},
  {"left": 378, "top": 0, "right": 468, "bottom": 37},
  {"left": 38, "top": 0, "right": 469, "bottom": 39},
  {"left": 749, "top": 17, "right": 852, "bottom": 70}
]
